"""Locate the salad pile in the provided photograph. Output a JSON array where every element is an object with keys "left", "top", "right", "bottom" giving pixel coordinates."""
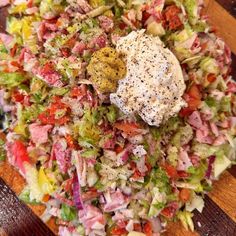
[{"left": 0, "top": 0, "right": 236, "bottom": 235}]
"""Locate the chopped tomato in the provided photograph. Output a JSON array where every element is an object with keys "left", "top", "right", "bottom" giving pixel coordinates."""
[
  {"left": 188, "top": 84, "right": 202, "bottom": 100},
  {"left": 163, "top": 164, "right": 178, "bottom": 179},
  {"left": 11, "top": 140, "right": 30, "bottom": 173},
  {"left": 164, "top": 5, "right": 183, "bottom": 30},
  {"left": 10, "top": 44, "right": 18, "bottom": 57},
  {"left": 110, "top": 226, "right": 127, "bottom": 235},
  {"left": 114, "top": 122, "right": 141, "bottom": 136},
  {"left": 181, "top": 84, "right": 202, "bottom": 115},
  {"left": 119, "top": 22, "right": 127, "bottom": 30},
  {"left": 177, "top": 171, "right": 189, "bottom": 178},
  {"left": 64, "top": 37, "right": 76, "bottom": 48},
  {"left": 65, "top": 134, "right": 75, "bottom": 149},
  {"left": 132, "top": 169, "right": 143, "bottom": 180},
  {"left": 82, "top": 189, "right": 100, "bottom": 201},
  {"left": 179, "top": 188, "right": 191, "bottom": 203},
  {"left": 200, "top": 42, "right": 208, "bottom": 52},
  {"left": 114, "top": 145, "right": 123, "bottom": 154},
  {"left": 143, "top": 221, "right": 152, "bottom": 236},
  {"left": 187, "top": 96, "right": 202, "bottom": 110},
  {"left": 133, "top": 223, "right": 142, "bottom": 232},
  {"left": 160, "top": 203, "right": 178, "bottom": 219},
  {"left": 60, "top": 48, "right": 70, "bottom": 57},
  {"left": 12, "top": 90, "right": 25, "bottom": 103},
  {"left": 62, "top": 178, "right": 73, "bottom": 194},
  {"left": 142, "top": 11, "right": 151, "bottom": 25},
  {"left": 10, "top": 61, "right": 21, "bottom": 69},
  {"left": 38, "top": 97, "right": 70, "bottom": 125},
  {"left": 41, "top": 62, "right": 55, "bottom": 74},
  {"left": 0, "top": 132, "right": 6, "bottom": 142},
  {"left": 207, "top": 73, "right": 217, "bottom": 83},
  {"left": 42, "top": 194, "right": 50, "bottom": 202},
  {"left": 179, "top": 107, "right": 194, "bottom": 117},
  {"left": 70, "top": 86, "right": 87, "bottom": 98}
]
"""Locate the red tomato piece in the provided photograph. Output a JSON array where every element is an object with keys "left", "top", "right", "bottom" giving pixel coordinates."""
[
  {"left": 65, "top": 134, "right": 75, "bottom": 149},
  {"left": 188, "top": 84, "right": 202, "bottom": 100},
  {"left": 177, "top": 171, "right": 189, "bottom": 178},
  {"left": 143, "top": 221, "right": 152, "bottom": 236},
  {"left": 163, "top": 164, "right": 178, "bottom": 179},
  {"left": 12, "top": 90, "right": 25, "bottom": 103},
  {"left": 110, "top": 226, "right": 127, "bottom": 235},
  {"left": 160, "top": 203, "right": 178, "bottom": 219},
  {"left": 164, "top": 5, "right": 183, "bottom": 30},
  {"left": 179, "top": 188, "right": 191, "bottom": 203},
  {"left": 11, "top": 140, "right": 30, "bottom": 173},
  {"left": 114, "top": 122, "right": 141, "bottom": 136},
  {"left": 207, "top": 73, "right": 217, "bottom": 83}
]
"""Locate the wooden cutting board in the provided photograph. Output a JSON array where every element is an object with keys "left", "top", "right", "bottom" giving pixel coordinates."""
[{"left": 0, "top": 1, "right": 236, "bottom": 235}]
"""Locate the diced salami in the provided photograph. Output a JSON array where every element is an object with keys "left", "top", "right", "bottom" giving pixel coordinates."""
[
  {"left": 29, "top": 123, "right": 52, "bottom": 145},
  {"left": 0, "top": 0, "right": 10, "bottom": 7},
  {"left": 187, "top": 111, "right": 203, "bottom": 129},
  {"left": 0, "top": 33, "right": 13, "bottom": 48},
  {"left": 177, "top": 148, "right": 192, "bottom": 171},
  {"left": 98, "top": 16, "right": 114, "bottom": 33},
  {"left": 79, "top": 204, "right": 106, "bottom": 234},
  {"left": 72, "top": 41, "right": 87, "bottom": 54},
  {"left": 103, "top": 189, "right": 129, "bottom": 212}
]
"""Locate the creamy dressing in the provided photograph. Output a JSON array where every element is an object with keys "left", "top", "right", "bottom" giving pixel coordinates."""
[{"left": 110, "top": 30, "right": 186, "bottom": 126}]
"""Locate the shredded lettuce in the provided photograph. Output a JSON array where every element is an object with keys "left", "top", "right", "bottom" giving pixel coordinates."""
[
  {"left": 214, "top": 155, "right": 231, "bottom": 178},
  {"left": 24, "top": 163, "right": 44, "bottom": 202},
  {"left": 183, "top": 0, "right": 198, "bottom": 25},
  {"left": 61, "top": 203, "right": 77, "bottom": 222},
  {"left": 200, "top": 57, "right": 219, "bottom": 75},
  {"left": 177, "top": 210, "right": 194, "bottom": 231},
  {"left": 0, "top": 72, "right": 26, "bottom": 88},
  {"left": 19, "top": 186, "right": 40, "bottom": 205}
]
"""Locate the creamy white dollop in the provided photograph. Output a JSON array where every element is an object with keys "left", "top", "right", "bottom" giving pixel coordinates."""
[{"left": 110, "top": 30, "right": 186, "bottom": 126}]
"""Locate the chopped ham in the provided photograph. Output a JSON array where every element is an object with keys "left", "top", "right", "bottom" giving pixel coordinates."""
[
  {"left": 187, "top": 111, "right": 203, "bottom": 129},
  {"left": 210, "top": 122, "right": 219, "bottom": 137},
  {"left": 177, "top": 148, "right": 192, "bottom": 171},
  {"left": 73, "top": 151, "right": 87, "bottom": 187},
  {"left": 29, "top": 123, "right": 52, "bottom": 145},
  {"left": 79, "top": 204, "right": 106, "bottom": 234},
  {"left": 0, "top": 0, "right": 9, "bottom": 7},
  {"left": 72, "top": 41, "right": 87, "bottom": 54},
  {"left": 35, "top": 64, "right": 63, "bottom": 87},
  {"left": 98, "top": 16, "right": 114, "bottom": 32},
  {"left": 0, "top": 33, "right": 13, "bottom": 48},
  {"left": 77, "top": 0, "right": 92, "bottom": 13},
  {"left": 26, "top": 7, "right": 38, "bottom": 15},
  {"left": 53, "top": 139, "right": 71, "bottom": 173},
  {"left": 88, "top": 34, "right": 108, "bottom": 49},
  {"left": 190, "top": 154, "right": 200, "bottom": 167},
  {"left": 213, "top": 135, "right": 226, "bottom": 146},
  {"left": 196, "top": 127, "right": 213, "bottom": 144},
  {"left": 103, "top": 189, "right": 129, "bottom": 212},
  {"left": 227, "top": 81, "right": 236, "bottom": 93}
]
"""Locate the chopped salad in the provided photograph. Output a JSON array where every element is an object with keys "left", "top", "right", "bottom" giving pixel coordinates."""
[{"left": 0, "top": 0, "right": 236, "bottom": 235}]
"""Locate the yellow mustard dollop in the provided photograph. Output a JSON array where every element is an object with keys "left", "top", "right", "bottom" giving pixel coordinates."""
[{"left": 87, "top": 47, "right": 126, "bottom": 93}]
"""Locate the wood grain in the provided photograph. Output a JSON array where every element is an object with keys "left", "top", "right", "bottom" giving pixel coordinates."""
[
  {"left": 216, "top": 0, "right": 236, "bottom": 17},
  {"left": 0, "top": 178, "right": 55, "bottom": 236},
  {"left": 208, "top": 171, "right": 236, "bottom": 222},
  {"left": 203, "top": 0, "right": 236, "bottom": 54},
  {"left": 193, "top": 195, "right": 236, "bottom": 236}
]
